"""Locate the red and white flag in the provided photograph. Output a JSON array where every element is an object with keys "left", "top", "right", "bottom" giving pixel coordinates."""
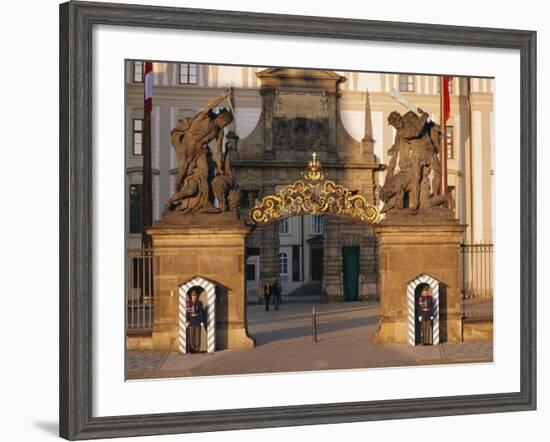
[
  {"left": 144, "top": 62, "right": 153, "bottom": 115},
  {"left": 442, "top": 76, "right": 452, "bottom": 123}
]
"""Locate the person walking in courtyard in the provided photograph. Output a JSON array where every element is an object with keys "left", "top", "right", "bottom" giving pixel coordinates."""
[
  {"left": 263, "top": 282, "right": 272, "bottom": 311},
  {"left": 417, "top": 284, "right": 435, "bottom": 345},
  {"left": 186, "top": 288, "right": 206, "bottom": 353},
  {"left": 271, "top": 278, "right": 282, "bottom": 310}
]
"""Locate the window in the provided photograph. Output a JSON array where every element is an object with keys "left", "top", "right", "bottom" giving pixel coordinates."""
[
  {"left": 246, "top": 247, "right": 260, "bottom": 257},
  {"left": 399, "top": 74, "right": 415, "bottom": 92},
  {"left": 447, "top": 185, "right": 455, "bottom": 199},
  {"left": 132, "top": 119, "right": 143, "bottom": 156},
  {"left": 129, "top": 184, "right": 142, "bottom": 234},
  {"left": 311, "top": 215, "right": 324, "bottom": 235},
  {"left": 240, "top": 190, "right": 258, "bottom": 209},
  {"left": 179, "top": 63, "right": 198, "bottom": 84},
  {"left": 133, "top": 61, "right": 144, "bottom": 83},
  {"left": 250, "top": 190, "right": 259, "bottom": 207},
  {"left": 240, "top": 190, "right": 250, "bottom": 209},
  {"left": 279, "top": 251, "right": 289, "bottom": 275},
  {"left": 246, "top": 264, "right": 256, "bottom": 281},
  {"left": 446, "top": 126, "right": 454, "bottom": 160},
  {"left": 278, "top": 218, "right": 290, "bottom": 235}
]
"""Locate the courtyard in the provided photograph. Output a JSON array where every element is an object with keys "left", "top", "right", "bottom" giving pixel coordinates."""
[{"left": 126, "top": 295, "right": 493, "bottom": 380}]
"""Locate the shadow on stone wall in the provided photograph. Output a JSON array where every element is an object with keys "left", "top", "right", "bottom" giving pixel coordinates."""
[
  {"left": 215, "top": 284, "right": 229, "bottom": 349},
  {"left": 439, "top": 282, "right": 448, "bottom": 343}
]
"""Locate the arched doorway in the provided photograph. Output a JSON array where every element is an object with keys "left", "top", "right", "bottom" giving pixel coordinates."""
[{"left": 249, "top": 153, "right": 380, "bottom": 303}]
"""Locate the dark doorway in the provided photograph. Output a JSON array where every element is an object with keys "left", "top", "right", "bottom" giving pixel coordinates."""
[
  {"left": 311, "top": 247, "right": 323, "bottom": 281},
  {"left": 342, "top": 246, "right": 359, "bottom": 301}
]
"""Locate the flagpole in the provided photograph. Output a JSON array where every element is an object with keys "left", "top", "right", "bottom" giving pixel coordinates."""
[
  {"left": 439, "top": 76, "right": 448, "bottom": 196},
  {"left": 141, "top": 62, "right": 153, "bottom": 249}
]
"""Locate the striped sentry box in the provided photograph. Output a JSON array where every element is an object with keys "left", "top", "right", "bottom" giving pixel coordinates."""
[
  {"left": 407, "top": 274, "right": 440, "bottom": 346},
  {"left": 178, "top": 277, "right": 216, "bottom": 354}
]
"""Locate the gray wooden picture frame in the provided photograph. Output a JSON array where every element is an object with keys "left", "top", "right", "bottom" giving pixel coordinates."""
[{"left": 59, "top": 1, "right": 537, "bottom": 439}]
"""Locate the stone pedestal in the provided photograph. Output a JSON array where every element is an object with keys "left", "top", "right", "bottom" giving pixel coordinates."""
[
  {"left": 147, "top": 213, "right": 255, "bottom": 352},
  {"left": 373, "top": 218, "right": 466, "bottom": 344}
]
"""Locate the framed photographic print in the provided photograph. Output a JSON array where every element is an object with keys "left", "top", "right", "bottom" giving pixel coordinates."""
[{"left": 59, "top": 0, "right": 536, "bottom": 439}]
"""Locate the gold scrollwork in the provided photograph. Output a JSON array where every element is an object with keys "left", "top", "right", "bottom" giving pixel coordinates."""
[{"left": 250, "top": 153, "right": 380, "bottom": 225}]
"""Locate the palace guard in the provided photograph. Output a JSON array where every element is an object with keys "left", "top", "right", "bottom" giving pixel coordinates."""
[
  {"left": 186, "top": 288, "right": 207, "bottom": 353},
  {"left": 417, "top": 284, "right": 435, "bottom": 345}
]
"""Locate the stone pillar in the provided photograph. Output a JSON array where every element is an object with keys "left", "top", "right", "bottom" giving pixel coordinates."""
[
  {"left": 322, "top": 216, "right": 343, "bottom": 302},
  {"left": 261, "top": 88, "right": 275, "bottom": 159},
  {"left": 373, "top": 219, "right": 466, "bottom": 344},
  {"left": 258, "top": 185, "right": 280, "bottom": 286},
  {"left": 259, "top": 222, "right": 279, "bottom": 286},
  {"left": 361, "top": 91, "right": 377, "bottom": 161},
  {"left": 360, "top": 230, "right": 379, "bottom": 301},
  {"left": 327, "top": 91, "right": 338, "bottom": 159},
  {"left": 147, "top": 214, "right": 255, "bottom": 351}
]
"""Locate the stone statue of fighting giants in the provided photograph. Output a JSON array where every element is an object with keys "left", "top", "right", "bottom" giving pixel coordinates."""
[
  {"left": 166, "top": 89, "right": 240, "bottom": 214},
  {"left": 380, "top": 108, "right": 454, "bottom": 216}
]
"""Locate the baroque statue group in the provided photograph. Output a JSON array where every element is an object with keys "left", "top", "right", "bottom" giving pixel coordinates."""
[
  {"left": 164, "top": 88, "right": 454, "bottom": 220},
  {"left": 380, "top": 108, "right": 455, "bottom": 217},
  {"left": 166, "top": 89, "right": 240, "bottom": 214}
]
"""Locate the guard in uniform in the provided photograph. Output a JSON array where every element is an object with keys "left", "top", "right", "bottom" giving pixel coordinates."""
[
  {"left": 186, "top": 289, "right": 206, "bottom": 353},
  {"left": 417, "top": 284, "right": 435, "bottom": 345}
]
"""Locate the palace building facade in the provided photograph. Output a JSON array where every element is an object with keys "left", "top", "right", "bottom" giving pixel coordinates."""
[{"left": 125, "top": 61, "right": 494, "bottom": 301}]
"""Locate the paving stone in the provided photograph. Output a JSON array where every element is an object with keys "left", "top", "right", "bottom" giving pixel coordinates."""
[{"left": 126, "top": 298, "right": 492, "bottom": 379}]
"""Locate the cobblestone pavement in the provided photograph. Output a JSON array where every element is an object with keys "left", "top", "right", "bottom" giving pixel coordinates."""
[
  {"left": 126, "top": 351, "right": 168, "bottom": 376},
  {"left": 385, "top": 341, "right": 493, "bottom": 364},
  {"left": 126, "top": 297, "right": 493, "bottom": 379}
]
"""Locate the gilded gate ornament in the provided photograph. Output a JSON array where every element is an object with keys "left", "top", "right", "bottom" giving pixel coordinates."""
[{"left": 250, "top": 153, "right": 380, "bottom": 225}]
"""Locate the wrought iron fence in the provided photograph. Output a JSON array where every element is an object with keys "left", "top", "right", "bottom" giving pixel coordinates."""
[
  {"left": 126, "top": 248, "right": 154, "bottom": 332},
  {"left": 461, "top": 243, "right": 493, "bottom": 319}
]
